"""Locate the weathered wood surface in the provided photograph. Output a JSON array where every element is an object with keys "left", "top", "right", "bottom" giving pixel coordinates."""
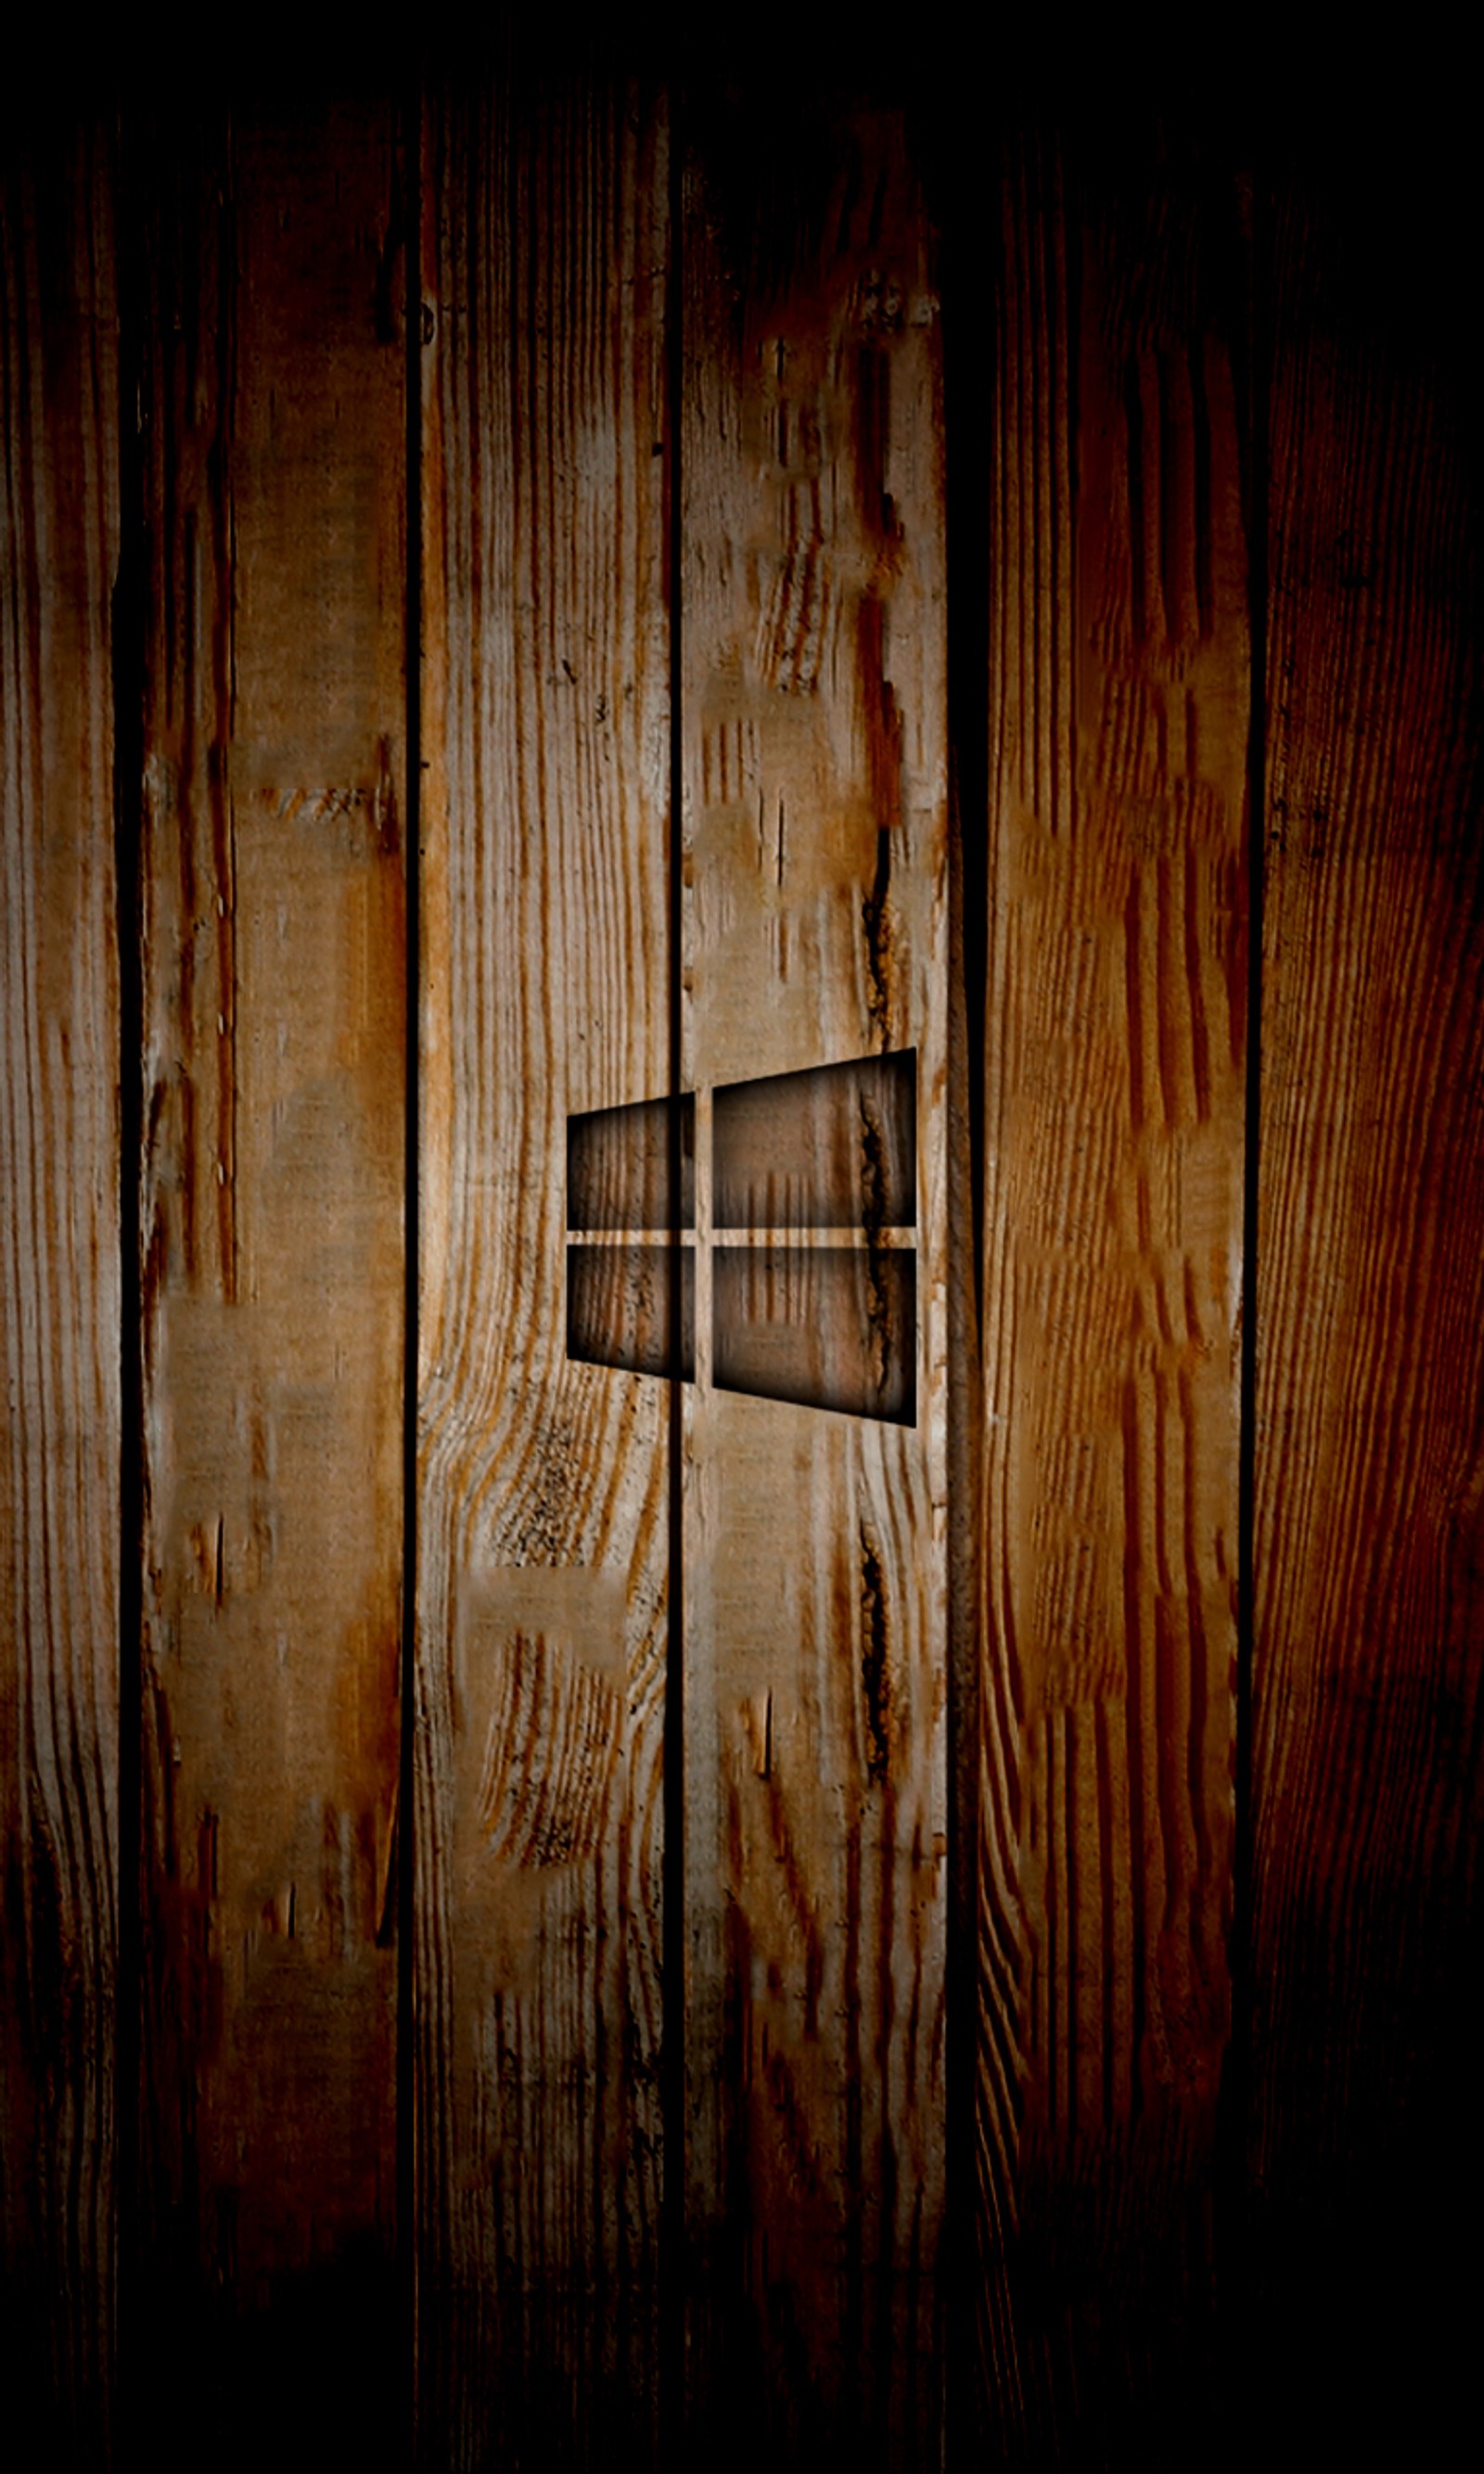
[
  {"left": 416, "top": 60, "right": 672, "bottom": 2469},
  {"left": 975, "top": 122, "right": 1248, "bottom": 2461},
  {"left": 1249, "top": 132, "right": 1484, "bottom": 2459},
  {"left": 133, "top": 96, "right": 406, "bottom": 2452},
  {"left": 680, "top": 86, "right": 950, "bottom": 2463},
  {"left": 4, "top": 65, "right": 1483, "bottom": 2472},
  {"left": 0, "top": 110, "right": 121, "bottom": 2467}
]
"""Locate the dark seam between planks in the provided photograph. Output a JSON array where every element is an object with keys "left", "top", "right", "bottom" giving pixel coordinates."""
[
  {"left": 939, "top": 79, "right": 990, "bottom": 2471},
  {"left": 662, "top": 58, "right": 686, "bottom": 2474},
  {"left": 398, "top": 64, "right": 422, "bottom": 2472},
  {"left": 1220, "top": 119, "right": 1270, "bottom": 2422},
  {"left": 113, "top": 93, "right": 145, "bottom": 2474}
]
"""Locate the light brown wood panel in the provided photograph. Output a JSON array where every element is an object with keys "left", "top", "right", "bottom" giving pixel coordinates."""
[
  {"left": 680, "top": 87, "right": 950, "bottom": 2463},
  {"left": 0, "top": 110, "right": 120, "bottom": 2464},
  {"left": 976, "top": 122, "right": 1247, "bottom": 2459},
  {"left": 416, "top": 60, "right": 671, "bottom": 2468},
  {"left": 1249, "top": 133, "right": 1484, "bottom": 2459},
  {"left": 134, "top": 96, "right": 405, "bottom": 2450}
]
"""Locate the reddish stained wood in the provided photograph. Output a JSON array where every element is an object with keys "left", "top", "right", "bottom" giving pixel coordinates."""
[
  {"left": 0, "top": 110, "right": 121, "bottom": 2463},
  {"left": 1249, "top": 135, "right": 1484, "bottom": 2458},
  {"left": 680, "top": 84, "right": 950, "bottom": 2464},
  {"left": 416, "top": 59, "right": 671, "bottom": 2468},
  {"left": 975, "top": 122, "right": 1247, "bottom": 2459},
  {"left": 5, "top": 65, "right": 1480, "bottom": 2469},
  {"left": 134, "top": 96, "right": 405, "bottom": 2444}
]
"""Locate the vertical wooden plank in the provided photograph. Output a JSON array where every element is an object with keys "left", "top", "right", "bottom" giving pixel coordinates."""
[
  {"left": 680, "top": 83, "right": 950, "bottom": 2464},
  {"left": 416, "top": 55, "right": 671, "bottom": 2468},
  {"left": 976, "top": 121, "right": 1248, "bottom": 2459},
  {"left": 0, "top": 109, "right": 120, "bottom": 2465},
  {"left": 1250, "top": 125, "right": 1484, "bottom": 2458},
  {"left": 134, "top": 94, "right": 406, "bottom": 2451}
]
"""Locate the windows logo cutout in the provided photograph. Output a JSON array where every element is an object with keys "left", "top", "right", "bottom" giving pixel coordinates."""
[{"left": 565, "top": 1049, "right": 916, "bottom": 1427}]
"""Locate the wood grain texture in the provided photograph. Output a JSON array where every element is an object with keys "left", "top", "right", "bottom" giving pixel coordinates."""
[
  {"left": 416, "top": 60, "right": 671, "bottom": 2469},
  {"left": 1248, "top": 129, "right": 1484, "bottom": 2459},
  {"left": 975, "top": 122, "right": 1247, "bottom": 2461},
  {"left": 680, "top": 84, "right": 949, "bottom": 2466},
  {"left": 133, "top": 96, "right": 405, "bottom": 2453},
  {"left": 9, "top": 70, "right": 1482, "bottom": 2470},
  {"left": 0, "top": 111, "right": 121, "bottom": 2466}
]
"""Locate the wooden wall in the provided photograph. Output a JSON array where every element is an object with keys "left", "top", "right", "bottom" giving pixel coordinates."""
[
  {"left": 973, "top": 113, "right": 1249, "bottom": 2465},
  {"left": 3, "top": 57, "right": 1479, "bottom": 2472},
  {"left": 1, "top": 104, "right": 120, "bottom": 2470},
  {"left": 130, "top": 90, "right": 406, "bottom": 2465}
]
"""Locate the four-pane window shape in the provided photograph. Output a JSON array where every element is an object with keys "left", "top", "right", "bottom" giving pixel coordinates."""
[{"left": 566, "top": 1051, "right": 915, "bottom": 1424}]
